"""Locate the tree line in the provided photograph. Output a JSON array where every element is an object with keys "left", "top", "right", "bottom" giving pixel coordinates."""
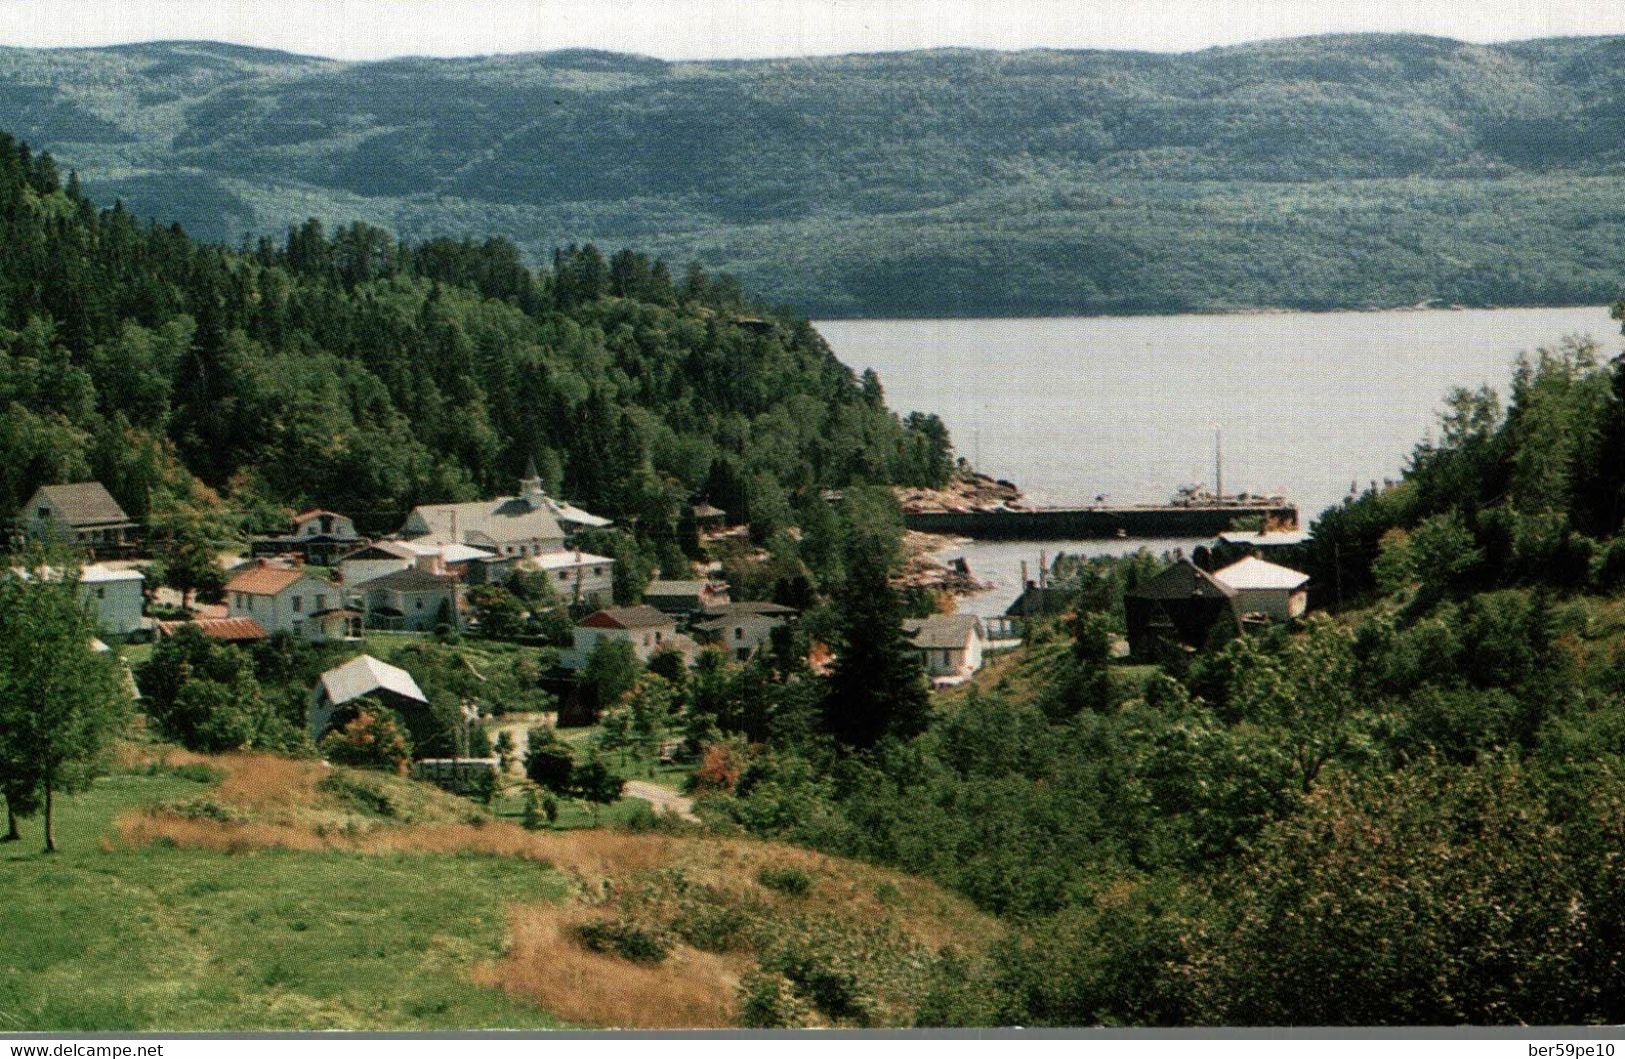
[{"left": 0, "top": 131, "right": 955, "bottom": 577}]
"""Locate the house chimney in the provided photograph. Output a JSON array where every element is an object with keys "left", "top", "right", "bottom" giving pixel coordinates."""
[{"left": 520, "top": 456, "right": 545, "bottom": 505}]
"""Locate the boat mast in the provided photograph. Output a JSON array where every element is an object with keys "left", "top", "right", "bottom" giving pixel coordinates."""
[{"left": 1215, "top": 428, "right": 1224, "bottom": 500}]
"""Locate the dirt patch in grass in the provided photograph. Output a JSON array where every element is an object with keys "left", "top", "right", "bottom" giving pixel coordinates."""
[
  {"left": 114, "top": 749, "right": 1001, "bottom": 1028},
  {"left": 473, "top": 906, "right": 745, "bottom": 1029}
]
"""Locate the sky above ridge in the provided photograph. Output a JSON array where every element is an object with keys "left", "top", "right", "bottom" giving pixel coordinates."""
[{"left": 0, "top": 0, "right": 1618, "bottom": 61}]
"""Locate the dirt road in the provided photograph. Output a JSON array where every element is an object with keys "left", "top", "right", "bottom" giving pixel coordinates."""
[{"left": 622, "top": 779, "right": 699, "bottom": 822}]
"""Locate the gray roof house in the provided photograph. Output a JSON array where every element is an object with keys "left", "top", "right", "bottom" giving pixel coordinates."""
[
  {"left": 308, "top": 653, "right": 430, "bottom": 741},
  {"left": 19, "top": 482, "right": 138, "bottom": 556},
  {"left": 399, "top": 467, "right": 608, "bottom": 558},
  {"left": 903, "top": 613, "right": 987, "bottom": 686},
  {"left": 692, "top": 601, "right": 797, "bottom": 662},
  {"left": 361, "top": 566, "right": 461, "bottom": 632},
  {"left": 643, "top": 579, "right": 730, "bottom": 617}
]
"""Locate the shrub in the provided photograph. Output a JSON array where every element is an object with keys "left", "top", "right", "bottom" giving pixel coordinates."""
[
  {"left": 738, "top": 970, "right": 815, "bottom": 1028},
  {"left": 671, "top": 903, "right": 753, "bottom": 953},
  {"left": 318, "top": 705, "right": 413, "bottom": 773},
  {"left": 524, "top": 732, "right": 574, "bottom": 795},
  {"left": 146, "top": 760, "right": 224, "bottom": 785},
  {"left": 521, "top": 788, "right": 546, "bottom": 831},
  {"left": 573, "top": 920, "right": 670, "bottom": 964},
  {"left": 760, "top": 941, "right": 871, "bottom": 1025},
  {"left": 319, "top": 772, "right": 398, "bottom": 818},
  {"left": 758, "top": 866, "right": 813, "bottom": 896}
]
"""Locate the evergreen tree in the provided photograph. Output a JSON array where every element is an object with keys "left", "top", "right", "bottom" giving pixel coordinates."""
[{"left": 821, "top": 496, "right": 929, "bottom": 749}]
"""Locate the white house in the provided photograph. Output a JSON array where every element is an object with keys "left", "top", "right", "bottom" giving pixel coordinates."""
[
  {"left": 903, "top": 613, "right": 986, "bottom": 686},
  {"left": 523, "top": 550, "right": 616, "bottom": 607},
  {"left": 568, "top": 605, "right": 698, "bottom": 668},
  {"left": 79, "top": 564, "right": 145, "bottom": 637},
  {"left": 7, "top": 562, "right": 146, "bottom": 638},
  {"left": 251, "top": 508, "right": 368, "bottom": 566},
  {"left": 224, "top": 560, "right": 353, "bottom": 640},
  {"left": 338, "top": 540, "right": 419, "bottom": 587},
  {"left": 1212, "top": 556, "right": 1311, "bottom": 621},
  {"left": 361, "top": 566, "right": 462, "bottom": 632},
  {"left": 292, "top": 509, "right": 359, "bottom": 541},
  {"left": 691, "top": 601, "right": 797, "bottom": 663},
  {"left": 399, "top": 466, "right": 609, "bottom": 559}
]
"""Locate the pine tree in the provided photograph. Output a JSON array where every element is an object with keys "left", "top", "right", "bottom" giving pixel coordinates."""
[{"left": 821, "top": 498, "right": 929, "bottom": 748}]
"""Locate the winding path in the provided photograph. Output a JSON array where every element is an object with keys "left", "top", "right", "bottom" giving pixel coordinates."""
[{"left": 622, "top": 779, "right": 699, "bottom": 823}]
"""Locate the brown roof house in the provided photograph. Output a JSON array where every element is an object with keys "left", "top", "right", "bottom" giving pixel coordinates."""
[
  {"left": 155, "top": 617, "right": 270, "bottom": 644},
  {"left": 225, "top": 560, "right": 356, "bottom": 642},
  {"left": 19, "top": 482, "right": 138, "bottom": 557},
  {"left": 1124, "top": 559, "right": 1242, "bottom": 660},
  {"left": 361, "top": 566, "right": 461, "bottom": 633},
  {"left": 568, "top": 605, "right": 698, "bottom": 668}
]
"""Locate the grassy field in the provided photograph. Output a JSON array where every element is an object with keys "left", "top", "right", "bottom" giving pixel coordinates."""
[
  {"left": 0, "top": 761, "right": 567, "bottom": 1031},
  {"left": 0, "top": 740, "right": 998, "bottom": 1031}
]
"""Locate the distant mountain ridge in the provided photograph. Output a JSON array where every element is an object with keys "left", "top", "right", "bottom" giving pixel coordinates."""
[{"left": 7, "top": 34, "right": 1625, "bottom": 316}]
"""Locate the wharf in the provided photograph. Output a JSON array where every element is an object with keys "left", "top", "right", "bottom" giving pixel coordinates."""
[{"left": 903, "top": 503, "right": 1299, "bottom": 541}]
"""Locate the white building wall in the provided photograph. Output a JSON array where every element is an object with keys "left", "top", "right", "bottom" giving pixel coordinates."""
[
  {"left": 79, "top": 577, "right": 144, "bottom": 636},
  {"left": 228, "top": 576, "right": 337, "bottom": 636},
  {"left": 568, "top": 623, "right": 676, "bottom": 668},
  {"left": 1232, "top": 587, "right": 1302, "bottom": 621}
]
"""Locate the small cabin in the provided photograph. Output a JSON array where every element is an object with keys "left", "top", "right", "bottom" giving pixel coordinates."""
[{"left": 1124, "top": 560, "right": 1241, "bottom": 660}]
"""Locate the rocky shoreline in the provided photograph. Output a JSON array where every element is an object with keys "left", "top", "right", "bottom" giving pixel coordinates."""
[
  {"left": 893, "top": 473, "right": 1019, "bottom": 599},
  {"left": 896, "top": 471, "right": 1023, "bottom": 515}
]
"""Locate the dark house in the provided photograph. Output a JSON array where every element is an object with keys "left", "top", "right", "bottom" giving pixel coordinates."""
[
  {"left": 1124, "top": 559, "right": 1241, "bottom": 660},
  {"left": 1005, "top": 578, "right": 1080, "bottom": 619},
  {"left": 251, "top": 508, "right": 368, "bottom": 567}
]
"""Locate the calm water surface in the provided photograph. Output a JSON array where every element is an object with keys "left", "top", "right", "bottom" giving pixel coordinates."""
[{"left": 819, "top": 306, "right": 1619, "bottom": 615}]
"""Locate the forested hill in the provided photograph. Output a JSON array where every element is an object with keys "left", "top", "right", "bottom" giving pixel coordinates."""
[
  {"left": 0, "top": 131, "right": 954, "bottom": 563},
  {"left": 7, "top": 35, "right": 1625, "bottom": 316}
]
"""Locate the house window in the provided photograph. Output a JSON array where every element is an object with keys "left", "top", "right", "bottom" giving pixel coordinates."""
[
  {"left": 734, "top": 627, "right": 743, "bottom": 640},
  {"left": 415, "top": 599, "right": 424, "bottom": 610},
  {"left": 559, "top": 571, "right": 569, "bottom": 581},
  {"left": 316, "top": 594, "right": 327, "bottom": 611},
  {"left": 96, "top": 587, "right": 106, "bottom": 600},
  {"left": 37, "top": 507, "right": 49, "bottom": 520},
  {"left": 292, "top": 596, "right": 302, "bottom": 613},
  {"left": 594, "top": 567, "right": 604, "bottom": 576}
]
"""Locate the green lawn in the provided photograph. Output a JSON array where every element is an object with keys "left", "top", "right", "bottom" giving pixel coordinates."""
[{"left": 0, "top": 766, "right": 570, "bottom": 1031}]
